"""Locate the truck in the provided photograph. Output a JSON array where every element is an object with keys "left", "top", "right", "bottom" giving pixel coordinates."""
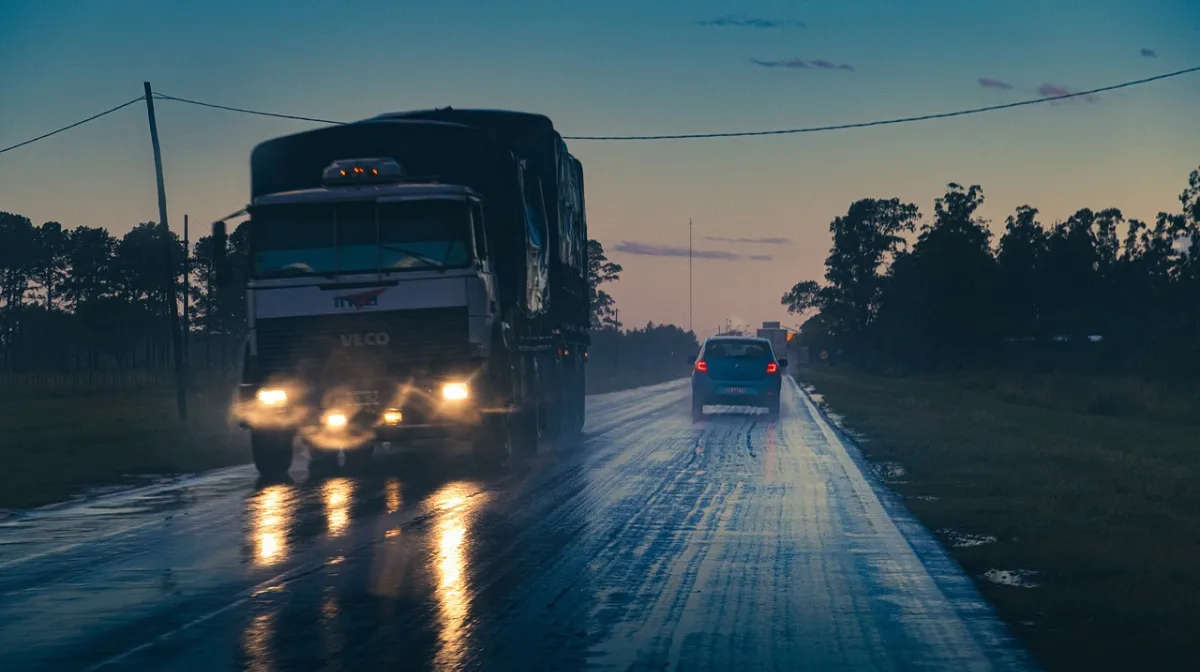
[
  {"left": 211, "top": 109, "right": 590, "bottom": 478},
  {"left": 756, "top": 322, "right": 792, "bottom": 363}
]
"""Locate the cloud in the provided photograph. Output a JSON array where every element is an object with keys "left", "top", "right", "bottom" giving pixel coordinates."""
[
  {"left": 703, "top": 236, "right": 791, "bottom": 245},
  {"left": 1036, "top": 83, "right": 1099, "bottom": 103},
  {"left": 613, "top": 241, "right": 772, "bottom": 262},
  {"left": 978, "top": 77, "right": 1014, "bottom": 90},
  {"left": 696, "top": 15, "right": 804, "bottom": 29},
  {"left": 752, "top": 58, "right": 854, "bottom": 72},
  {"left": 1141, "top": 48, "right": 1158, "bottom": 58}
]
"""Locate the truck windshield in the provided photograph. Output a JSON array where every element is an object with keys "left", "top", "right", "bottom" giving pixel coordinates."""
[{"left": 251, "top": 199, "right": 472, "bottom": 278}]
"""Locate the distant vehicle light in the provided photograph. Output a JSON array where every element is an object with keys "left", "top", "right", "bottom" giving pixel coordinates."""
[
  {"left": 695, "top": 360, "right": 708, "bottom": 373},
  {"left": 324, "top": 411, "right": 348, "bottom": 429},
  {"left": 442, "top": 382, "right": 469, "bottom": 401},
  {"left": 322, "top": 157, "right": 405, "bottom": 185},
  {"left": 382, "top": 409, "right": 403, "bottom": 425},
  {"left": 766, "top": 362, "right": 778, "bottom": 374},
  {"left": 256, "top": 388, "right": 287, "bottom": 406}
]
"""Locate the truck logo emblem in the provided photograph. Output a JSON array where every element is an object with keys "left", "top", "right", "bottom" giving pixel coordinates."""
[
  {"left": 334, "top": 288, "right": 387, "bottom": 310},
  {"left": 340, "top": 332, "right": 390, "bottom": 346}
]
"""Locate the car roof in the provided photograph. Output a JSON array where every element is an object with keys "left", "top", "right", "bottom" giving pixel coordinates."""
[{"left": 704, "top": 336, "right": 771, "bottom": 345}]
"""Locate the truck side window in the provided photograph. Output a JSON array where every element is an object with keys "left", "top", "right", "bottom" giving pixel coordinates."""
[{"left": 471, "top": 202, "right": 488, "bottom": 260}]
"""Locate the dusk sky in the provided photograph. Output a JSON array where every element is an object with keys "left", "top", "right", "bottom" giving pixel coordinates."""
[{"left": 2, "top": 1, "right": 1198, "bottom": 336}]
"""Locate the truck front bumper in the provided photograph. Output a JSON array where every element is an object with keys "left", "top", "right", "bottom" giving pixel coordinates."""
[{"left": 235, "top": 380, "right": 490, "bottom": 445}]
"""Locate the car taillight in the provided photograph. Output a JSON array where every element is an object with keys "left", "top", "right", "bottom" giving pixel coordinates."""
[
  {"left": 695, "top": 360, "right": 708, "bottom": 373},
  {"left": 766, "top": 362, "right": 778, "bottom": 374}
]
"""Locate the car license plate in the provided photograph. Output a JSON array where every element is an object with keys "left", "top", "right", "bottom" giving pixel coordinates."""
[{"left": 723, "top": 386, "right": 748, "bottom": 394}]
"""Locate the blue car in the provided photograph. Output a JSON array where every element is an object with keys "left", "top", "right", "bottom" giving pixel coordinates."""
[{"left": 688, "top": 336, "right": 787, "bottom": 420}]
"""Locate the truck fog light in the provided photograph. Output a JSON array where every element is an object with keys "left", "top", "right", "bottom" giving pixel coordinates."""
[
  {"left": 442, "top": 382, "right": 469, "bottom": 401},
  {"left": 256, "top": 388, "right": 287, "bottom": 406}
]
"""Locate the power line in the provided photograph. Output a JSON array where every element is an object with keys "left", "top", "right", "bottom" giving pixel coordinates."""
[
  {"left": 564, "top": 65, "right": 1200, "bottom": 140},
  {"left": 148, "top": 65, "right": 1200, "bottom": 140},
  {"left": 152, "top": 92, "right": 343, "bottom": 125},
  {"left": 0, "top": 97, "right": 143, "bottom": 155},
  {"left": 4, "top": 64, "right": 1198, "bottom": 154}
]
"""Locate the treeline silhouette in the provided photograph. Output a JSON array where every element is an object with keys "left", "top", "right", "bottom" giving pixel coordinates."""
[
  {"left": 0, "top": 215, "right": 697, "bottom": 391},
  {"left": 784, "top": 165, "right": 1200, "bottom": 379}
]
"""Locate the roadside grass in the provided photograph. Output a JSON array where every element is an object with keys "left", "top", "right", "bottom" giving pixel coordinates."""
[
  {"left": 799, "top": 368, "right": 1200, "bottom": 672},
  {"left": 0, "top": 387, "right": 247, "bottom": 510}
]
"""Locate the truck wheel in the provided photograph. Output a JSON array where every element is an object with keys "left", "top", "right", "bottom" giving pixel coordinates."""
[
  {"left": 472, "top": 415, "right": 511, "bottom": 470},
  {"left": 691, "top": 397, "right": 705, "bottom": 422},
  {"left": 251, "top": 431, "right": 294, "bottom": 480},
  {"left": 544, "top": 400, "right": 563, "bottom": 441},
  {"left": 512, "top": 408, "right": 540, "bottom": 459}
]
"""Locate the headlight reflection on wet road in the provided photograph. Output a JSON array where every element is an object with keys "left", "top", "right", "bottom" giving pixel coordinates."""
[
  {"left": 251, "top": 485, "right": 295, "bottom": 567},
  {"left": 430, "top": 482, "right": 485, "bottom": 671},
  {"left": 322, "top": 478, "right": 354, "bottom": 537}
]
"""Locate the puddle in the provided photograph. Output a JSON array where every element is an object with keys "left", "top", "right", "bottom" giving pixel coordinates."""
[
  {"left": 981, "top": 569, "right": 1040, "bottom": 588},
  {"left": 939, "top": 529, "right": 998, "bottom": 548},
  {"left": 872, "top": 461, "right": 906, "bottom": 480}
]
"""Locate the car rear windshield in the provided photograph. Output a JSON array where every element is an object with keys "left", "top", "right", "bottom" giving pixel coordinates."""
[{"left": 704, "top": 340, "right": 771, "bottom": 359}]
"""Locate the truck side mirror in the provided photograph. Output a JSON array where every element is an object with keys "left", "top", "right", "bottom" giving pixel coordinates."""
[{"left": 777, "top": 358, "right": 789, "bottom": 369}]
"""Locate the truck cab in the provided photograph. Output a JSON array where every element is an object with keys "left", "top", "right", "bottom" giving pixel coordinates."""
[{"left": 215, "top": 114, "right": 588, "bottom": 479}]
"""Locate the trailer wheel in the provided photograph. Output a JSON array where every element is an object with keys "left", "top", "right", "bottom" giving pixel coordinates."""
[{"left": 251, "top": 431, "right": 294, "bottom": 480}]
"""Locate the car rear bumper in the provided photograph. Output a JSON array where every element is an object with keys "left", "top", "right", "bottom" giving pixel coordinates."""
[{"left": 692, "top": 379, "right": 781, "bottom": 405}]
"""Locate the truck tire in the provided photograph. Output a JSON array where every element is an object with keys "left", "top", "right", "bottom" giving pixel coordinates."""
[
  {"left": 691, "top": 396, "right": 705, "bottom": 422},
  {"left": 472, "top": 415, "right": 511, "bottom": 470},
  {"left": 251, "top": 431, "right": 294, "bottom": 480},
  {"left": 512, "top": 408, "right": 540, "bottom": 458}
]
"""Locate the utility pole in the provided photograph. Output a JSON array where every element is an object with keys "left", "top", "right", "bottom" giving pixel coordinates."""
[
  {"left": 688, "top": 218, "right": 693, "bottom": 335},
  {"left": 144, "top": 81, "right": 187, "bottom": 421}
]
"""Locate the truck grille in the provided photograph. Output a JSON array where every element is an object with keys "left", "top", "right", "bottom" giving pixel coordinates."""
[{"left": 254, "top": 307, "right": 470, "bottom": 381}]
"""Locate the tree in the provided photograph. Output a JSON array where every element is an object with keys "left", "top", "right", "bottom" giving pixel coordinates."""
[
  {"left": 62, "top": 226, "right": 118, "bottom": 308},
  {"left": 587, "top": 239, "right": 622, "bottom": 328},
  {"left": 30, "top": 221, "right": 69, "bottom": 309},
  {"left": 997, "top": 205, "right": 1048, "bottom": 339},
  {"left": 878, "top": 183, "right": 998, "bottom": 368},
  {"left": 781, "top": 198, "right": 920, "bottom": 366}
]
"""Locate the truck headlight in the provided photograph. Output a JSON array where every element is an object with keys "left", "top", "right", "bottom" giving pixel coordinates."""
[
  {"left": 441, "top": 382, "right": 469, "bottom": 401},
  {"left": 323, "top": 411, "right": 348, "bottom": 429},
  {"left": 256, "top": 388, "right": 288, "bottom": 406}
]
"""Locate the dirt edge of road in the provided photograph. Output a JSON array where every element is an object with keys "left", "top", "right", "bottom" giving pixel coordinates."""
[{"left": 798, "top": 368, "right": 1200, "bottom": 672}]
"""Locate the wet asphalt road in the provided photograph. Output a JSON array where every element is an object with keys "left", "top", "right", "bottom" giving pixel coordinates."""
[{"left": 0, "top": 379, "right": 1035, "bottom": 671}]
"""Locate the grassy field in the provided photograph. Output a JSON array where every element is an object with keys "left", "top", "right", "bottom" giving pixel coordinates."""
[
  {"left": 799, "top": 368, "right": 1200, "bottom": 672},
  {"left": 0, "top": 387, "right": 247, "bottom": 510}
]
